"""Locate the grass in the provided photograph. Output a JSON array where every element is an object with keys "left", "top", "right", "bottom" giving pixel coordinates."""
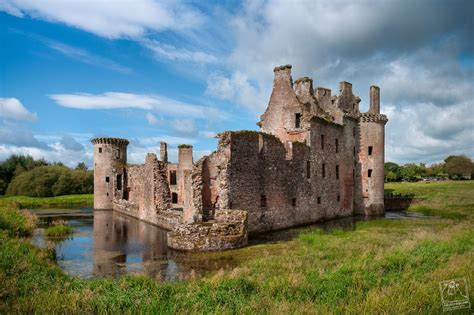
[
  {"left": 0, "top": 194, "right": 93, "bottom": 209},
  {"left": 0, "top": 181, "right": 473, "bottom": 313},
  {"left": 44, "top": 222, "right": 74, "bottom": 237}
]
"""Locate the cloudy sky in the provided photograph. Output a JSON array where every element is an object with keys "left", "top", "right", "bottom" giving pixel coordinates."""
[{"left": 1, "top": 0, "right": 473, "bottom": 167}]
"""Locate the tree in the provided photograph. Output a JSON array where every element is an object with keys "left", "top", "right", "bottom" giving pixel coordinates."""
[
  {"left": 400, "top": 163, "right": 426, "bottom": 181},
  {"left": 384, "top": 162, "right": 401, "bottom": 181},
  {"left": 75, "top": 162, "right": 88, "bottom": 171},
  {"left": 444, "top": 155, "right": 473, "bottom": 178}
]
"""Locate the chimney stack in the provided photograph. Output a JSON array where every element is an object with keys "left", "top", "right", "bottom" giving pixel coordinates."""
[
  {"left": 369, "top": 85, "right": 380, "bottom": 113},
  {"left": 160, "top": 141, "right": 168, "bottom": 163}
]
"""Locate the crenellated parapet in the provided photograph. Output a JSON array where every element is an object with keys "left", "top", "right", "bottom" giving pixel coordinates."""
[
  {"left": 359, "top": 113, "right": 388, "bottom": 124},
  {"left": 91, "top": 137, "right": 129, "bottom": 146}
]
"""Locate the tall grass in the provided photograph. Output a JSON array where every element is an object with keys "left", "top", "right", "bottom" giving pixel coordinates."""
[
  {"left": 0, "top": 181, "right": 473, "bottom": 313},
  {"left": 0, "top": 194, "right": 93, "bottom": 209}
]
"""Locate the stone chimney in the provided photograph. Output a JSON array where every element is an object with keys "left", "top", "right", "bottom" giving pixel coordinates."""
[
  {"left": 369, "top": 85, "right": 380, "bottom": 113},
  {"left": 160, "top": 141, "right": 168, "bottom": 163},
  {"left": 273, "top": 64, "right": 293, "bottom": 88}
]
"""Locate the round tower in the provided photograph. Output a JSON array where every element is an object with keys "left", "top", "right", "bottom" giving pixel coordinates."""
[
  {"left": 357, "top": 86, "right": 388, "bottom": 215},
  {"left": 91, "top": 137, "right": 129, "bottom": 209}
]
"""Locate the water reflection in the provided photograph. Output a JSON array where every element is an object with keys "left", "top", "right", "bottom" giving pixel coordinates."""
[{"left": 30, "top": 209, "right": 421, "bottom": 281}]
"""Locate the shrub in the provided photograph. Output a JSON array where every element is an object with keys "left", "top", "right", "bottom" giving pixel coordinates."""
[{"left": 6, "top": 166, "right": 93, "bottom": 197}]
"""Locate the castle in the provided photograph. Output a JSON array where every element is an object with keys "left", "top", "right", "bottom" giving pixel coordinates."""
[{"left": 91, "top": 64, "right": 388, "bottom": 251}]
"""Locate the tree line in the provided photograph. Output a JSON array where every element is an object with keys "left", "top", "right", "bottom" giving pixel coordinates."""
[
  {"left": 385, "top": 155, "right": 473, "bottom": 182},
  {"left": 0, "top": 155, "right": 92, "bottom": 197}
]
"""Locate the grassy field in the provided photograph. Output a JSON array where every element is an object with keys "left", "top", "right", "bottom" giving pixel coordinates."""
[
  {"left": 0, "top": 194, "right": 93, "bottom": 209},
  {"left": 0, "top": 181, "right": 473, "bottom": 313}
]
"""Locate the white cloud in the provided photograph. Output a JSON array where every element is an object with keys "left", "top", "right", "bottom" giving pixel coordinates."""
[
  {"left": 146, "top": 113, "right": 159, "bottom": 125},
  {"left": 48, "top": 41, "right": 132, "bottom": 73},
  {"left": 0, "top": 98, "right": 37, "bottom": 121},
  {"left": 1, "top": 0, "right": 204, "bottom": 39},
  {"left": 48, "top": 92, "right": 229, "bottom": 119},
  {"left": 142, "top": 39, "right": 218, "bottom": 64},
  {"left": 206, "top": 71, "right": 267, "bottom": 112}
]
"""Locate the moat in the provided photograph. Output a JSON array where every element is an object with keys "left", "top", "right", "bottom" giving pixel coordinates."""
[{"left": 29, "top": 208, "right": 423, "bottom": 281}]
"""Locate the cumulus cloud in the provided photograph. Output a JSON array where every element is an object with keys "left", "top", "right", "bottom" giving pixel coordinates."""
[
  {"left": 203, "top": 0, "right": 474, "bottom": 163},
  {"left": 0, "top": 98, "right": 37, "bottom": 121},
  {"left": 0, "top": 127, "right": 49, "bottom": 149},
  {"left": 0, "top": 0, "right": 204, "bottom": 39},
  {"left": 49, "top": 92, "right": 229, "bottom": 119},
  {"left": 59, "top": 135, "right": 85, "bottom": 151}
]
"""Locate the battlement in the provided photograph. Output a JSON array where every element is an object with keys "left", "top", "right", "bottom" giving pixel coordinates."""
[
  {"left": 359, "top": 112, "right": 388, "bottom": 124},
  {"left": 273, "top": 64, "right": 292, "bottom": 72},
  {"left": 91, "top": 137, "right": 129, "bottom": 146}
]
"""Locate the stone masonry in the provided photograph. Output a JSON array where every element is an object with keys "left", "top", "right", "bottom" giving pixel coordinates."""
[{"left": 92, "top": 64, "right": 388, "bottom": 251}]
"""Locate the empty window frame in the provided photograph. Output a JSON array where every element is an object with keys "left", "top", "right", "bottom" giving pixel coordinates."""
[
  {"left": 295, "top": 113, "right": 302, "bottom": 128},
  {"left": 368, "top": 169, "right": 373, "bottom": 178},
  {"left": 261, "top": 195, "right": 267, "bottom": 207},
  {"left": 292, "top": 198, "right": 297, "bottom": 207},
  {"left": 306, "top": 161, "right": 311, "bottom": 178},
  {"left": 322, "top": 163, "right": 326, "bottom": 178},
  {"left": 337, "top": 195, "right": 340, "bottom": 202},
  {"left": 336, "top": 165, "right": 339, "bottom": 179},
  {"left": 98, "top": 147, "right": 102, "bottom": 153},
  {"left": 353, "top": 146, "right": 356, "bottom": 157},
  {"left": 317, "top": 197, "right": 321, "bottom": 204},
  {"left": 116, "top": 174, "right": 122, "bottom": 191},
  {"left": 172, "top": 192, "right": 178, "bottom": 203},
  {"left": 105, "top": 176, "right": 109, "bottom": 183},
  {"left": 335, "top": 138, "right": 339, "bottom": 153},
  {"left": 321, "top": 134, "right": 325, "bottom": 150},
  {"left": 368, "top": 146, "right": 373, "bottom": 156},
  {"left": 169, "top": 170, "right": 177, "bottom": 185}
]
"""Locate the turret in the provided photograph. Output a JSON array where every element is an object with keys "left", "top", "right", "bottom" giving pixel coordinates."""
[
  {"left": 91, "top": 137, "right": 129, "bottom": 209},
  {"left": 356, "top": 86, "right": 388, "bottom": 215}
]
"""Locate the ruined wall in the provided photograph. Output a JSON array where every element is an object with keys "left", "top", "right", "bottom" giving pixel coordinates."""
[{"left": 221, "top": 128, "right": 350, "bottom": 234}]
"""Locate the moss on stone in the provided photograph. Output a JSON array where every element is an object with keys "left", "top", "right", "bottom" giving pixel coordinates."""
[{"left": 178, "top": 144, "right": 193, "bottom": 149}]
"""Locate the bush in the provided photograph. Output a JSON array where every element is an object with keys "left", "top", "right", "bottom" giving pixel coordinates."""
[
  {"left": 6, "top": 166, "right": 93, "bottom": 197},
  {"left": 0, "top": 207, "right": 37, "bottom": 236}
]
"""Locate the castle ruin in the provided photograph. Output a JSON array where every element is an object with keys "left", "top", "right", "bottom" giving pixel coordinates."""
[{"left": 92, "top": 64, "right": 388, "bottom": 251}]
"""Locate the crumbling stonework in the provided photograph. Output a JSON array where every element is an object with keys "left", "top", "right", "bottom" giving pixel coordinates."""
[{"left": 92, "top": 63, "right": 388, "bottom": 251}]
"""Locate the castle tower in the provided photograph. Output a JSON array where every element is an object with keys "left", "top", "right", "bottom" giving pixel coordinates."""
[
  {"left": 357, "top": 86, "right": 388, "bottom": 215},
  {"left": 91, "top": 137, "right": 129, "bottom": 209}
]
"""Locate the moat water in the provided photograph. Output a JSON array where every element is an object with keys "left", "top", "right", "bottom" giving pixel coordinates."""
[{"left": 29, "top": 208, "right": 423, "bottom": 281}]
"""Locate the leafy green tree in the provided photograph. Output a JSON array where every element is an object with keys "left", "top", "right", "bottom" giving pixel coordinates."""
[
  {"left": 400, "top": 163, "right": 426, "bottom": 181},
  {"left": 384, "top": 162, "right": 401, "bottom": 181},
  {"left": 75, "top": 162, "right": 88, "bottom": 171},
  {"left": 444, "top": 155, "right": 473, "bottom": 178}
]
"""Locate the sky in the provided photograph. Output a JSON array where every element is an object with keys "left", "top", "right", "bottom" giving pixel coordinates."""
[{"left": 0, "top": 0, "right": 473, "bottom": 167}]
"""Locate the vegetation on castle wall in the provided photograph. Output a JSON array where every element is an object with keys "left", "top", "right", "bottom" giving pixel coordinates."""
[
  {"left": 178, "top": 144, "right": 193, "bottom": 148},
  {"left": 0, "top": 181, "right": 473, "bottom": 313}
]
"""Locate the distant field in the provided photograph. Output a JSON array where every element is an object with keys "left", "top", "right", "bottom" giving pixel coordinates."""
[
  {"left": 0, "top": 181, "right": 473, "bottom": 313},
  {"left": 0, "top": 194, "right": 93, "bottom": 209}
]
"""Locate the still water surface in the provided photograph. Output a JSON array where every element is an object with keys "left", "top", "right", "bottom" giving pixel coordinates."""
[{"left": 30, "top": 208, "right": 420, "bottom": 281}]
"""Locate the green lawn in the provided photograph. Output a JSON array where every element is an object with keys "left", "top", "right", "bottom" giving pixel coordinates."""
[
  {"left": 0, "top": 194, "right": 93, "bottom": 209},
  {"left": 0, "top": 181, "right": 473, "bottom": 313}
]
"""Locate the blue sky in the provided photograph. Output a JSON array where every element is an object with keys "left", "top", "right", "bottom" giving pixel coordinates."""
[{"left": 1, "top": 0, "right": 473, "bottom": 167}]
